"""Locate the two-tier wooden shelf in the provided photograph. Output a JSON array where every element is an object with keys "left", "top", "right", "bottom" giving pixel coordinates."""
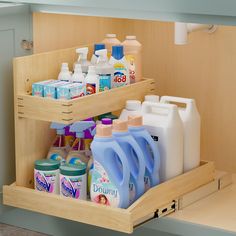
[{"left": 3, "top": 44, "right": 215, "bottom": 233}]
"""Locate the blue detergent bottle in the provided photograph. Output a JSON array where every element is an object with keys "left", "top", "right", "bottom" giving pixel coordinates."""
[
  {"left": 128, "top": 116, "right": 160, "bottom": 191},
  {"left": 90, "top": 124, "right": 130, "bottom": 208},
  {"left": 112, "top": 119, "right": 145, "bottom": 204}
]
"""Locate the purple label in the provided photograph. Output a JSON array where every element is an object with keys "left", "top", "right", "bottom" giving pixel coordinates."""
[
  {"left": 61, "top": 177, "right": 80, "bottom": 199},
  {"left": 35, "top": 171, "right": 54, "bottom": 193}
]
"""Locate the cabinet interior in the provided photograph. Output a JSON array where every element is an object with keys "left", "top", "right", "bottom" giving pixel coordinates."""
[{"left": 32, "top": 13, "right": 235, "bottom": 173}]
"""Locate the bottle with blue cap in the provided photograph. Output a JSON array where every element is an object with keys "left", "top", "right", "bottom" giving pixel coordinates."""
[
  {"left": 47, "top": 122, "right": 68, "bottom": 164},
  {"left": 109, "top": 45, "right": 129, "bottom": 88},
  {"left": 91, "top": 43, "right": 105, "bottom": 65}
]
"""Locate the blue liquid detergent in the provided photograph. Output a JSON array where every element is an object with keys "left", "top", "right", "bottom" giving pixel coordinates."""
[
  {"left": 128, "top": 116, "right": 160, "bottom": 191},
  {"left": 90, "top": 125, "right": 130, "bottom": 208},
  {"left": 112, "top": 120, "right": 145, "bottom": 204}
]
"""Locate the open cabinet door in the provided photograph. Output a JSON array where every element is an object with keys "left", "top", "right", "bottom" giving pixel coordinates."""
[{"left": 0, "top": 4, "right": 32, "bottom": 214}]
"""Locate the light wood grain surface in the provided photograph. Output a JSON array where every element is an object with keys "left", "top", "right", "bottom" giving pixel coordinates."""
[{"left": 33, "top": 13, "right": 236, "bottom": 172}]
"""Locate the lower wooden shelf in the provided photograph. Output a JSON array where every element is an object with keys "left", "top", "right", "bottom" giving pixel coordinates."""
[{"left": 3, "top": 161, "right": 214, "bottom": 233}]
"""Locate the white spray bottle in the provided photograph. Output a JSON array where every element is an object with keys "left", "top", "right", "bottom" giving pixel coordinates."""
[
  {"left": 86, "top": 66, "right": 99, "bottom": 95},
  {"left": 71, "top": 64, "right": 86, "bottom": 96},
  {"left": 95, "top": 49, "right": 114, "bottom": 92},
  {"left": 58, "top": 63, "right": 72, "bottom": 82},
  {"left": 74, "top": 47, "right": 91, "bottom": 75}
]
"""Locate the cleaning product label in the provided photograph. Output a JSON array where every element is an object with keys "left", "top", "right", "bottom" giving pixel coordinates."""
[
  {"left": 144, "top": 169, "right": 151, "bottom": 191},
  {"left": 126, "top": 55, "right": 136, "bottom": 84},
  {"left": 60, "top": 174, "right": 86, "bottom": 200},
  {"left": 99, "top": 75, "right": 111, "bottom": 91},
  {"left": 129, "top": 176, "right": 136, "bottom": 203},
  {"left": 48, "top": 152, "right": 66, "bottom": 164},
  {"left": 91, "top": 160, "right": 120, "bottom": 207},
  {"left": 34, "top": 169, "right": 59, "bottom": 194},
  {"left": 86, "top": 83, "right": 96, "bottom": 95},
  {"left": 68, "top": 157, "right": 86, "bottom": 165},
  {"left": 113, "top": 63, "right": 128, "bottom": 88}
]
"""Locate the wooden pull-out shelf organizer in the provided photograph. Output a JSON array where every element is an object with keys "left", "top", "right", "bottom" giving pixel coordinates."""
[{"left": 3, "top": 45, "right": 216, "bottom": 233}]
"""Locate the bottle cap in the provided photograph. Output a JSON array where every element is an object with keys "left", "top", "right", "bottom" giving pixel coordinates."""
[
  {"left": 112, "top": 45, "right": 124, "bottom": 60},
  {"left": 126, "top": 35, "right": 137, "bottom": 40},
  {"left": 96, "top": 124, "right": 112, "bottom": 137},
  {"left": 87, "top": 65, "right": 97, "bottom": 76},
  {"left": 112, "top": 119, "right": 128, "bottom": 132},
  {"left": 60, "top": 163, "right": 86, "bottom": 176},
  {"left": 94, "top": 43, "right": 105, "bottom": 53},
  {"left": 145, "top": 95, "right": 159, "bottom": 103},
  {"left": 35, "top": 159, "right": 60, "bottom": 171},
  {"left": 128, "top": 116, "right": 143, "bottom": 127},
  {"left": 106, "top": 33, "right": 116, "bottom": 38},
  {"left": 101, "top": 118, "right": 112, "bottom": 125},
  {"left": 126, "top": 100, "right": 141, "bottom": 111}
]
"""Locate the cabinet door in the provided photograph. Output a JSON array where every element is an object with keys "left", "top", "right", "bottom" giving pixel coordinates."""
[{"left": 0, "top": 3, "right": 32, "bottom": 202}]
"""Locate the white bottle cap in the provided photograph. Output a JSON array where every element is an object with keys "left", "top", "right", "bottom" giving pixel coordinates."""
[
  {"left": 126, "top": 35, "right": 137, "bottom": 40},
  {"left": 87, "top": 65, "right": 97, "bottom": 76},
  {"left": 106, "top": 33, "right": 117, "bottom": 38},
  {"left": 126, "top": 100, "right": 141, "bottom": 111},
  {"left": 145, "top": 95, "right": 159, "bottom": 103}
]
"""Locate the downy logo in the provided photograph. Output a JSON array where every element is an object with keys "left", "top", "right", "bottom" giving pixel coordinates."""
[{"left": 93, "top": 184, "right": 118, "bottom": 198}]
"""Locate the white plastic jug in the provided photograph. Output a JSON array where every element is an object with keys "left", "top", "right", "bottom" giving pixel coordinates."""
[
  {"left": 160, "top": 96, "right": 200, "bottom": 172},
  {"left": 142, "top": 102, "right": 184, "bottom": 182}
]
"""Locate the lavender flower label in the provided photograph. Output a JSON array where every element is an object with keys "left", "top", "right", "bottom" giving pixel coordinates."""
[{"left": 60, "top": 176, "right": 81, "bottom": 199}]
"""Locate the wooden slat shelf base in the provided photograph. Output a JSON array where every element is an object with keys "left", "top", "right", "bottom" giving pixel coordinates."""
[
  {"left": 16, "top": 78, "right": 155, "bottom": 124},
  {"left": 3, "top": 161, "right": 215, "bottom": 233}
]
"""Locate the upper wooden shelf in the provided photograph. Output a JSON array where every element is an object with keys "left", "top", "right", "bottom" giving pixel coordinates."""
[
  {"left": 2, "top": 0, "right": 236, "bottom": 25},
  {"left": 17, "top": 79, "right": 155, "bottom": 124}
]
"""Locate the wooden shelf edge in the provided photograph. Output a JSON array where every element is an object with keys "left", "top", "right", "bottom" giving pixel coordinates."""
[
  {"left": 3, "top": 184, "right": 133, "bottom": 233},
  {"left": 16, "top": 78, "right": 155, "bottom": 124},
  {"left": 129, "top": 161, "right": 215, "bottom": 223}
]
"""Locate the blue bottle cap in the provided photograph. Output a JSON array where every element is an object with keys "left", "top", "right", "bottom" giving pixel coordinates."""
[
  {"left": 112, "top": 45, "right": 124, "bottom": 60},
  {"left": 94, "top": 43, "right": 105, "bottom": 53}
]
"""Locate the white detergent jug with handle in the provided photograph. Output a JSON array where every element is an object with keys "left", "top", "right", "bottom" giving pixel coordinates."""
[
  {"left": 160, "top": 96, "right": 200, "bottom": 172},
  {"left": 142, "top": 102, "right": 184, "bottom": 182}
]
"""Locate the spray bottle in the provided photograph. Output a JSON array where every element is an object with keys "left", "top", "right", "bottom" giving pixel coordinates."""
[
  {"left": 47, "top": 123, "right": 68, "bottom": 164},
  {"left": 58, "top": 63, "right": 72, "bottom": 82},
  {"left": 67, "top": 121, "right": 96, "bottom": 167},
  {"left": 95, "top": 49, "right": 114, "bottom": 92},
  {"left": 74, "top": 47, "right": 91, "bottom": 75},
  {"left": 91, "top": 43, "right": 105, "bottom": 65}
]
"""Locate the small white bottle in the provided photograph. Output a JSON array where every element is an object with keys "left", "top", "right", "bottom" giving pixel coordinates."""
[
  {"left": 86, "top": 66, "right": 99, "bottom": 95},
  {"left": 119, "top": 100, "right": 142, "bottom": 121},
  {"left": 74, "top": 47, "right": 91, "bottom": 74},
  {"left": 71, "top": 64, "right": 85, "bottom": 84},
  {"left": 58, "top": 63, "right": 72, "bottom": 82}
]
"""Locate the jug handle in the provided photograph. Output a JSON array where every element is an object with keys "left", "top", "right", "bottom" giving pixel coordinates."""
[
  {"left": 126, "top": 138, "right": 146, "bottom": 178},
  {"left": 142, "top": 101, "right": 178, "bottom": 118},
  {"left": 160, "top": 96, "right": 195, "bottom": 112},
  {"left": 113, "top": 144, "right": 130, "bottom": 186}
]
